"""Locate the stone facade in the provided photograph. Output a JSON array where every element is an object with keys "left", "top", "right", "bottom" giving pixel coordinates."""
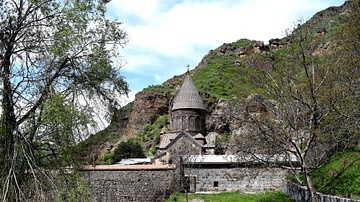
[
  {"left": 82, "top": 165, "right": 178, "bottom": 202},
  {"left": 171, "top": 109, "right": 206, "bottom": 135},
  {"left": 184, "top": 165, "right": 288, "bottom": 193},
  {"left": 82, "top": 164, "right": 290, "bottom": 201}
]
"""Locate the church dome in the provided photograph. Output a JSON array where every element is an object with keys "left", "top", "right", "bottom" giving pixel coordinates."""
[{"left": 172, "top": 73, "right": 206, "bottom": 111}]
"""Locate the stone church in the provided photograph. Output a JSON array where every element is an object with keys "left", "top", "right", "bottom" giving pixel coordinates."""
[
  {"left": 83, "top": 71, "right": 292, "bottom": 200},
  {"left": 155, "top": 71, "right": 217, "bottom": 164},
  {"left": 153, "top": 72, "right": 289, "bottom": 194}
]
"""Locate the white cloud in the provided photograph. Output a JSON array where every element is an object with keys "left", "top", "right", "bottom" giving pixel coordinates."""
[
  {"left": 114, "top": 0, "right": 342, "bottom": 57},
  {"left": 121, "top": 53, "right": 159, "bottom": 73},
  {"left": 108, "top": 0, "right": 345, "bottom": 101}
]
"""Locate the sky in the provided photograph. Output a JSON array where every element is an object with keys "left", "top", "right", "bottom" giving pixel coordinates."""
[{"left": 106, "top": 0, "right": 345, "bottom": 104}]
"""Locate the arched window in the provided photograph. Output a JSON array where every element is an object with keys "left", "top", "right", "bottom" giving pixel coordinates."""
[
  {"left": 171, "top": 116, "right": 175, "bottom": 130},
  {"left": 182, "top": 116, "right": 187, "bottom": 130},
  {"left": 189, "top": 116, "right": 195, "bottom": 131},
  {"left": 195, "top": 116, "right": 201, "bottom": 131},
  {"left": 177, "top": 116, "right": 181, "bottom": 131}
]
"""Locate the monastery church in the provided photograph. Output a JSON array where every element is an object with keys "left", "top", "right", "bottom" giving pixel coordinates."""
[
  {"left": 83, "top": 71, "right": 291, "bottom": 201},
  {"left": 154, "top": 71, "right": 218, "bottom": 164}
]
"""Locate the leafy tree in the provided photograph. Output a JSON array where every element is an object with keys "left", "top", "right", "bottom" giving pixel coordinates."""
[
  {"left": 336, "top": 0, "right": 360, "bottom": 141},
  {"left": 0, "top": 0, "right": 128, "bottom": 201},
  {"left": 232, "top": 14, "right": 359, "bottom": 201},
  {"left": 112, "top": 140, "right": 146, "bottom": 163}
]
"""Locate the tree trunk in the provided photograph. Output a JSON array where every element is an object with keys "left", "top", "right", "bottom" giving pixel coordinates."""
[{"left": 304, "top": 169, "right": 316, "bottom": 202}]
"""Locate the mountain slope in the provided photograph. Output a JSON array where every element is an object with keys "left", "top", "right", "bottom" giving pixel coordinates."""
[{"left": 79, "top": 1, "right": 352, "bottom": 164}]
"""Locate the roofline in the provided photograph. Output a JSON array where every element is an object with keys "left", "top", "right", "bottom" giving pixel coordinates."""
[
  {"left": 164, "top": 131, "right": 204, "bottom": 150},
  {"left": 80, "top": 164, "right": 175, "bottom": 171}
]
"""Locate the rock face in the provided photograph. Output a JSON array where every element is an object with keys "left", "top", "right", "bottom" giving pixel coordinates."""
[{"left": 122, "top": 91, "right": 171, "bottom": 139}]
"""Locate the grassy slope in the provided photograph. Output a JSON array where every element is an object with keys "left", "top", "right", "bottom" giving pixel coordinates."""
[
  {"left": 166, "top": 191, "right": 294, "bottom": 202},
  {"left": 310, "top": 150, "right": 360, "bottom": 199}
]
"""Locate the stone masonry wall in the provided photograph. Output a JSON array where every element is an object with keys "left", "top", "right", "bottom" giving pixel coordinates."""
[
  {"left": 185, "top": 166, "right": 288, "bottom": 193},
  {"left": 283, "top": 182, "right": 360, "bottom": 202},
  {"left": 83, "top": 166, "right": 178, "bottom": 202}
]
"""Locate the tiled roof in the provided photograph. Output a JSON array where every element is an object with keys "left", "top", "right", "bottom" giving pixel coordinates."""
[
  {"left": 172, "top": 73, "right": 206, "bottom": 111},
  {"left": 160, "top": 131, "right": 204, "bottom": 150},
  {"left": 158, "top": 133, "right": 179, "bottom": 149}
]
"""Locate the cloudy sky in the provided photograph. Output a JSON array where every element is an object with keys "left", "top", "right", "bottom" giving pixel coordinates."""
[{"left": 106, "top": 0, "right": 344, "bottom": 104}]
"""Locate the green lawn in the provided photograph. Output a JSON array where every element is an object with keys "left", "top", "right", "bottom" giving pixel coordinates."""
[{"left": 166, "top": 191, "right": 294, "bottom": 202}]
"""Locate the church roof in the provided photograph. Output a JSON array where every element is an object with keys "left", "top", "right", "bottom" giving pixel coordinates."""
[
  {"left": 158, "top": 131, "right": 204, "bottom": 150},
  {"left": 194, "top": 133, "right": 205, "bottom": 139},
  {"left": 172, "top": 73, "right": 206, "bottom": 111}
]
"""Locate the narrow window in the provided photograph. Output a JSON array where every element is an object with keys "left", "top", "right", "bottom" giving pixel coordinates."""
[
  {"left": 214, "top": 181, "right": 219, "bottom": 188},
  {"left": 189, "top": 116, "right": 195, "bottom": 131},
  {"left": 195, "top": 116, "right": 201, "bottom": 130},
  {"left": 177, "top": 116, "right": 181, "bottom": 130},
  {"left": 182, "top": 116, "right": 187, "bottom": 130}
]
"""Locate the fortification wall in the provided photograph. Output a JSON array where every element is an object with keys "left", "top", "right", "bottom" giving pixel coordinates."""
[
  {"left": 82, "top": 165, "right": 178, "bottom": 202},
  {"left": 185, "top": 166, "right": 288, "bottom": 193},
  {"left": 82, "top": 164, "right": 290, "bottom": 201},
  {"left": 82, "top": 165, "right": 359, "bottom": 202}
]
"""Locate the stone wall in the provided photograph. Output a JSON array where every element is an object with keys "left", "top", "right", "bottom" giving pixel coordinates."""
[
  {"left": 283, "top": 182, "right": 360, "bottom": 202},
  {"left": 82, "top": 165, "right": 178, "bottom": 202},
  {"left": 184, "top": 166, "right": 288, "bottom": 193}
]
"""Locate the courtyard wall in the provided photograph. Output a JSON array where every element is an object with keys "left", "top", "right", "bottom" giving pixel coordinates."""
[
  {"left": 184, "top": 165, "right": 288, "bottom": 193},
  {"left": 82, "top": 165, "right": 178, "bottom": 202}
]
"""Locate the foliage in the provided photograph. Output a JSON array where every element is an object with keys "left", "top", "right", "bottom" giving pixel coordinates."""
[
  {"left": 77, "top": 101, "right": 134, "bottom": 165},
  {"left": 166, "top": 191, "right": 294, "bottom": 202},
  {"left": 112, "top": 140, "right": 146, "bottom": 163},
  {"left": 310, "top": 150, "right": 360, "bottom": 198},
  {"left": 139, "top": 115, "right": 169, "bottom": 154},
  {"left": 192, "top": 52, "right": 259, "bottom": 99},
  {"left": 56, "top": 173, "right": 91, "bottom": 202},
  {"left": 0, "top": 0, "right": 128, "bottom": 200},
  {"left": 140, "top": 115, "right": 169, "bottom": 143},
  {"left": 97, "top": 152, "right": 114, "bottom": 165},
  {"left": 232, "top": 13, "right": 359, "bottom": 200}
]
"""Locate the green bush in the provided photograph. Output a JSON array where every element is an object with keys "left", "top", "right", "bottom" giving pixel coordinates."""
[
  {"left": 111, "top": 140, "right": 146, "bottom": 163},
  {"left": 140, "top": 115, "right": 169, "bottom": 145},
  {"left": 97, "top": 152, "right": 114, "bottom": 165}
]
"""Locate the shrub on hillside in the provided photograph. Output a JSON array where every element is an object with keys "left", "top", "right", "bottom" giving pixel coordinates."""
[{"left": 112, "top": 140, "right": 146, "bottom": 163}]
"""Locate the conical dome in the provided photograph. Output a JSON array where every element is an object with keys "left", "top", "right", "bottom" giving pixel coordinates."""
[{"left": 172, "top": 73, "right": 206, "bottom": 111}]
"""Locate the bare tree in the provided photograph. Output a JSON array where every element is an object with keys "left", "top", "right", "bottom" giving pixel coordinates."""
[
  {"left": 231, "top": 18, "right": 359, "bottom": 201},
  {"left": 0, "top": 0, "right": 128, "bottom": 201}
]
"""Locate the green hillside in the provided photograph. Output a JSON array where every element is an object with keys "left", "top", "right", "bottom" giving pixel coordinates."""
[
  {"left": 152, "top": 4, "right": 346, "bottom": 101},
  {"left": 311, "top": 150, "right": 360, "bottom": 199}
]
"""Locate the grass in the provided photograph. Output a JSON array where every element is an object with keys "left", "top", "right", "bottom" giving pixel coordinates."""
[
  {"left": 192, "top": 53, "right": 259, "bottom": 100},
  {"left": 310, "top": 149, "right": 360, "bottom": 199},
  {"left": 166, "top": 191, "right": 294, "bottom": 202}
]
